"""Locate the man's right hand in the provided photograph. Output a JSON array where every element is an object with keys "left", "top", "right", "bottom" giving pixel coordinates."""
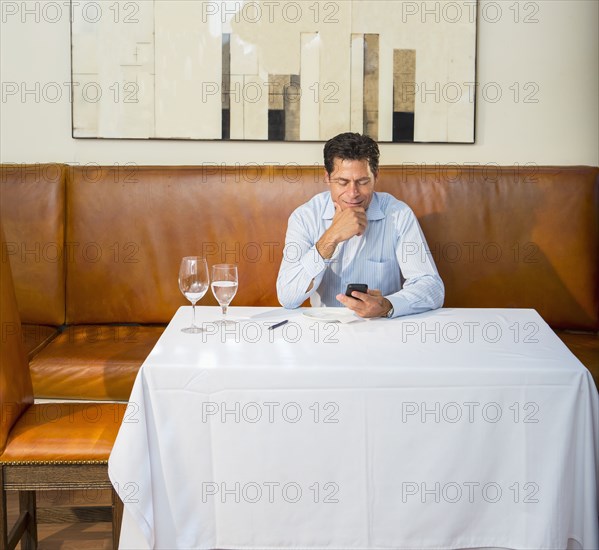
[{"left": 316, "top": 202, "right": 367, "bottom": 259}]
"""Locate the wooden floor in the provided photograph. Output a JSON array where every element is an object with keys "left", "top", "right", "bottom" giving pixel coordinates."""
[{"left": 6, "top": 489, "right": 113, "bottom": 549}]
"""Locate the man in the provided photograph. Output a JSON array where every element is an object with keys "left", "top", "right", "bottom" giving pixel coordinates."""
[{"left": 276, "top": 132, "right": 444, "bottom": 318}]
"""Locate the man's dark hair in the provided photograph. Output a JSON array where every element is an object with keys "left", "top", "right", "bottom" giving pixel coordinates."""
[{"left": 323, "top": 133, "right": 380, "bottom": 177}]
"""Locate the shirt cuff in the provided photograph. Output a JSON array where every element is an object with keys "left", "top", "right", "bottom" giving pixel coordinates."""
[{"left": 385, "top": 295, "right": 413, "bottom": 318}]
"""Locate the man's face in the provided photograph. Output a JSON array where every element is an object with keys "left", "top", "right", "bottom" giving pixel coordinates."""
[{"left": 325, "top": 158, "right": 376, "bottom": 211}]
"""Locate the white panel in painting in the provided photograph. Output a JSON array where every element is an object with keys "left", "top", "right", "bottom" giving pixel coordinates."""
[
  {"left": 299, "top": 33, "right": 321, "bottom": 141},
  {"left": 154, "top": 0, "right": 221, "bottom": 139},
  {"left": 377, "top": 36, "right": 394, "bottom": 142},
  {"left": 413, "top": 31, "right": 449, "bottom": 143},
  {"left": 72, "top": 0, "right": 155, "bottom": 138},
  {"left": 445, "top": 21, "right": 477, "bottom": 143},
  {"left": 229, "top": 34, "right": 259, "bottom": 140},
  {"left": 316, "top": 1, "right": 352, "bottom": 140},
  {"left": 243, "top": 74, "right": 269, "bottom": 140},
  {"left": 350, "top": 35, "right": 365, "bottom": 133}
]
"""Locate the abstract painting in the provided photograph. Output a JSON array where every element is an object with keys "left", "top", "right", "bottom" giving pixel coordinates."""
[{"left": 71, "top": 0, "right": 477, "bottom": 142}]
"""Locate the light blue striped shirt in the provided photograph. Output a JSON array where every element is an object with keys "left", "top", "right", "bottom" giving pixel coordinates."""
[{"left": 276, "top": 192, "right": 444, "bottom": 317}]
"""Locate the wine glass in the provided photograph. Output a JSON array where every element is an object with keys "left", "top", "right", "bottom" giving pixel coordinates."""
[
  {"left": 178, "top": 257, "right": 209, "bottom": 333},
  {"left": 211, "top": 264, "right": 238, "bottom": 325}
]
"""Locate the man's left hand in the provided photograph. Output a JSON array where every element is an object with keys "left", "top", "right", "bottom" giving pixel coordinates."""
[{"left": 336, "top": 289, "right": 393, "bottom": 318}]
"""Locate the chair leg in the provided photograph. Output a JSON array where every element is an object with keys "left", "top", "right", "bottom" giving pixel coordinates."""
[
  {"left": 19, "top": 491, "right": 36, "bottom": 550},
  {"left": 112, "top": 488, "right": 123, "bottom": 549},
  {"left": 0, "top": 468, "right": 8, "bottom": 550},
  {"left": 0, "top": 467, "right": 36, "bottom": 550}
]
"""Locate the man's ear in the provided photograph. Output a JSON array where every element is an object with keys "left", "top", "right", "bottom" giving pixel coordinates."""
[{"left": 324, "top": 170, "right": 330, "bottom": 186}]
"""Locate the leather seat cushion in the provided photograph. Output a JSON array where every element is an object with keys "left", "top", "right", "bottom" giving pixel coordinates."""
[
  {"left": 0, "top": 403, "right": 126, "bottom": 463},
  {"left": 22, "top": 324, "right": 59, "bottom": 360},
  {"left": 29, "top": 325, "right": 164, "bottom": 401},
  {"left": 555, "top": 330, "right": 599, "bottom": 389}
]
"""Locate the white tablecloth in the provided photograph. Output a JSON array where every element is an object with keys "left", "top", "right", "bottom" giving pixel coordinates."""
[{"left": 109, "top": 307, "right": 599, "bottom": 550}]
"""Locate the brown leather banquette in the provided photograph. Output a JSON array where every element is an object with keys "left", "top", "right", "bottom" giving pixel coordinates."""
[{"left": 1, "top": 163, "right": 597, "bottom": 400}]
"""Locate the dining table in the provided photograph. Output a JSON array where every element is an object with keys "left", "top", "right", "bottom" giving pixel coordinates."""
[{"left": 109, "top": 306, "right": 599, "bottom": 550}]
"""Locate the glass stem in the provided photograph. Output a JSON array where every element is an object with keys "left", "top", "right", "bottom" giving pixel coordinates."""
[
  {"left": 221, "top": 304, "right": 228, "bottom": 320},
  {"left": 192, "top": 303, "right": 197, "bottom": 326}
]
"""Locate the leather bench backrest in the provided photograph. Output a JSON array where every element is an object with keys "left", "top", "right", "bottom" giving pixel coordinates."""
[
  {"left": 0, "top": 164, "right": 66, "bottom": 326},
  {"left": 66, "top": 165, "right": 321, "bottom": 324},
  {"left": 66, "top": 164, "right": 599, "bottom": 330},
  {"left": 377, "top": 165, "right": 599, "bottom": 331}
]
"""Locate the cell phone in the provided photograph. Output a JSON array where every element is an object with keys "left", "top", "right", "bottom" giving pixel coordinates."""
[{"left": 345, "top": 283, "right": 368, "bottom": 297}]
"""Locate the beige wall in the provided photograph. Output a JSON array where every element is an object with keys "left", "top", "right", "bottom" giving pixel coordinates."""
[{"left": 1, "top": 0, "right": 597, "bottom": 166}]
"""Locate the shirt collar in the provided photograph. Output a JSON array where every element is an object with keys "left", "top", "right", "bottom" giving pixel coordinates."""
[{"left": 323, "top": 192, "right": 385, "bottom": 221}]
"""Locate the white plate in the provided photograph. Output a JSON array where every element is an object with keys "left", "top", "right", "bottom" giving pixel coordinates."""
[{"left": 302, "top": 308, "right": 359, "bottom": 323}]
